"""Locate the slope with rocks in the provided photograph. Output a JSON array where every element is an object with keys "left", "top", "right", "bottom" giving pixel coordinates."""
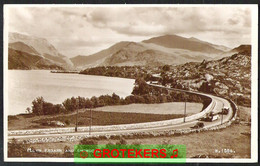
[
  {"left": 215, "top": 45, "right": 251, "bottom": 59},
  {"left": 157, "top": 46, "right": 251, "bottom": 107}
]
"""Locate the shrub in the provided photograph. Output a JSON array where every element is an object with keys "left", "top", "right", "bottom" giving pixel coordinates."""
[
  {"left": 116, "top": 137, "right": 127, "bottom": 145},
  {"left": 106, "top": 141, "right": 115, "bottom": 145},
  {"left": 79, "top": 138, "right": 98, "bottom": 145},
  {"left": 8, "top": 138, "right": 28, "bottom": 157},
  {"left": 98, "top": 135, "right": 107, "bottom": 140},
  {"left": 110, "top": 135, "right": 121, "bottom": 140},
  {"left": 131, "top": 140, "right": 141, "bottom": 145},
  {"left": 78, "top": 121, "right": 84, "bottom": 125},
  {"left": 64, "top": 119, "right": 70, "bottom": 125}
]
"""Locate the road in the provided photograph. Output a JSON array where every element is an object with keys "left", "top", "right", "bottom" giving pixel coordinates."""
[{"left": 8, "top": 84, "right": 235, "bottom": 141}]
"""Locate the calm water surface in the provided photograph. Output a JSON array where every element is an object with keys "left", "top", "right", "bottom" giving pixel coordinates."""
[{"left": 8, "top": 70, "right": 135, "bottom": 115}]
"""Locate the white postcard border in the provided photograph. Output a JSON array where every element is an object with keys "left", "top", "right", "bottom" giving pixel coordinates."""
[{"left": 3, "top": 4, "right": 258, "bottom": 163}]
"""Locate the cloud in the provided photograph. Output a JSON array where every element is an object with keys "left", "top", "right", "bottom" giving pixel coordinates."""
[{"left": 7, "top": 6, "right": 252, "bottom": 57}]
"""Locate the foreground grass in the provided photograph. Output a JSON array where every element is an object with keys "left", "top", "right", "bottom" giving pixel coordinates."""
[
  {"left": 19, "top": 123, "right": 250, "bottom": 158},
  {"left": 94, "top": 102, "right": 203, "bottom": 115}
]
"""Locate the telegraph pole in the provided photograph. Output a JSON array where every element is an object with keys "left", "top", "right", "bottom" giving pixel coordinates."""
[
  {"left": 235, "top": 94, "right": 240, "bottom": 123},
  {"left": 221, "top": 103, "right": 224, "bottom": 125},
  {"left": 75, "top": 98, "right": 79, "bottom": 132},
  {"left": 184, "top": 93, "right": 186, "bottom": 123},
  {"left": 89, "top": 109, "right": 92, "bottom": 135},
  {"left": 75, "top": 108, "right": 78, "bottom": 132},
  {"left": 221, "top": 111, "right": 223, "bottom": 125}
]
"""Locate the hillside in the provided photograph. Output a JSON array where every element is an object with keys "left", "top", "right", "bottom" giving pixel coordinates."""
[
  {"left": 157, "top": 45, "right": 251, "bottom": 106},
  {"left": 9, "top": 42, "right": 40, "bottom": 56},
  {"left": 100, "top": 42, "right": 199, "bottom": 67},
  {"left": 8, "top": 32, "right": 73, "bottom": 69},
  {"left": 71, "top": 34, "right": 231, "bottom": 68},
  {"left": 70, "top": 41, "right": 132, "bottom": 68},
  {"left": 8, "top": 48, "right": 64, "bottom": 70},
  {"left": 142, "top": 35, "right": 227, "bottom": 54},
  {"left": 188, "top": 37, "right": 231, "bottom": 52},
  {"left": 230, "top": 45, "right": 251, "bottom": 53},
  {"left": 215, "top": 44, "right": 251, "bottom": 59},
  {"left": 9, "top": 32, "right": 60, "bottom": 57}
]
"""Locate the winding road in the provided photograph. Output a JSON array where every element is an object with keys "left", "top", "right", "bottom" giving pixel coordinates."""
[{"left": 8, "top": 84, "right": 236, "bottom": 142}]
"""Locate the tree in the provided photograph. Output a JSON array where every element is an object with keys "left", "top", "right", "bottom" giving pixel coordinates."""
[
  {"left": 91, "top": 96, "right": 99, "bottom": 107},
  {"left": 132, "top": 78, "right": 150, "bottom": 95},
  {"left": 63, "top": 98, "right": 73, "bottom": 112},
  {"left": 84, "top": 98, "right": 93, "bottom": 108},
  {"left": 42, "top": 102, "right": 54, "bottom": 115},
  {"left": 198, "top": 82, "right": 214, "bottom": 94},
  {"left": 112, "top": 93, "right": 120, "bottom": 105},
  {"left": 26, "top": 107, "right": 31, "bottom": 114},
  {"left": 133, "top": 95, "right": 145, "bottom": 103},
  {"left": 32, "top": 96, "right": 45, "bottom": 115}
]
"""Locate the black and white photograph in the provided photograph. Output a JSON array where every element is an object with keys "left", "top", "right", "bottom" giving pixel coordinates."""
[{"left": 3, "top": 4, "right": 258, "bottom": 163}]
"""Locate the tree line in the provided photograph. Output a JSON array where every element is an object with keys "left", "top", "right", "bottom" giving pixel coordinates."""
[{"left": 80, "top": 66, "right": 150, "bottom": 80}]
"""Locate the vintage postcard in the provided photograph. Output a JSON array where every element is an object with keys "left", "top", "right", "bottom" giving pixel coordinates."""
[{"left": 3, "top": 4, "right": 258, "bottom": 163}]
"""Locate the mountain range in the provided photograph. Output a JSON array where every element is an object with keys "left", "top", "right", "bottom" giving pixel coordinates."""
[
  {"left": 8, "top": 32, "right": 249, "bottom": 70},
  {"left": 70, "top": 34, "right": 233, "bottom": 69}
]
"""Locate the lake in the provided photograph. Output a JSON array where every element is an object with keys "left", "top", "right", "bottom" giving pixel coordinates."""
[{"left": 7, "top": 70, "right": 135, "bottom": 115}]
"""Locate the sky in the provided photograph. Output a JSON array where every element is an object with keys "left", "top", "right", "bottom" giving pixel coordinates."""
[{"left": 7, "top": 6, "right": 252, "bottom": 57}]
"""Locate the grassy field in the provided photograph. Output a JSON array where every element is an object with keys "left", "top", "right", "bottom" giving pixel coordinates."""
[
  {"left": 9, "top": 102, "right": 200, "bottom": 130},
  {"left": 238, "top": 106, "right": 251, "bottom": 122},
  {"left": 8, "top": 110, "right": 184, "bottom": 130},
  {"left": 93, "top": 102, "right": 203, "bottom": 114}
]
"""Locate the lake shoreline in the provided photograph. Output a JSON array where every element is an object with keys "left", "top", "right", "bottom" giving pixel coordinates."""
[{"left": 7, "top": 70, "right": 135, "bottom": 115}]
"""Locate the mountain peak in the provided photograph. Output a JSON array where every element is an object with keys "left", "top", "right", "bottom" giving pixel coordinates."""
[
  {"left": 142, "top": 34, "right": 225, "bottom": 54},
  {"left": 9, "top": 32, "right": 48, "bottom": 42},
  {"left": 9, "top": 32, "right": 60, "bottom": 57}
]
